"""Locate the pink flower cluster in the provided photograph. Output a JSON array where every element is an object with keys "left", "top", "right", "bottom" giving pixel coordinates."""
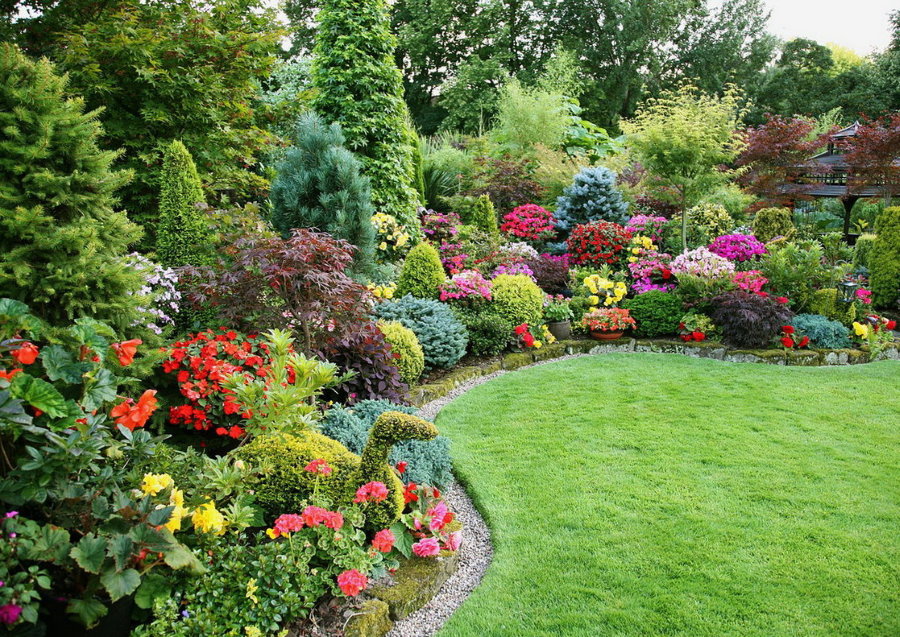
[
  {"left": 267, "top": 506, "right": 344, "bottom": 538},
  {"left": 439, "top": 270, "right": 493, "bottom": 303},
  {"left": 624, "top": 214, "right": 668, "bottom": 242},
  {"left": 337, "top": 569, "right": 368, "bottom": 596},
  {"left": 421, "top": 211, "right": 461, "bottom": 244},
  {"left": 708, "top": 234, "right": 767, "bottom": 262},
  {"left": 354, "top": 481, "right": 389, "bottom": 503},
  {"left": 438, "top": 242, "right": 469, "bottom": 274},
  {"left": 500, "top": 204, "right": 555, "bottom": 241},
  {"left": 732, "top": 270, "right": 767, "bottom": 294},
  {"left": 491, "top": 262, "right": 536, "bottom": 280},
  {"left": 670, "top": 247, "right": 735, "bottom": 278},
  {"left": 856, "top": 288, "right": 872, "bottom": 304},
  {"left": 410, "top": 500, "right": 461, "bottom": 556},
  {"left": 628, "top": 252, "right": 675, "bottom": 294}
]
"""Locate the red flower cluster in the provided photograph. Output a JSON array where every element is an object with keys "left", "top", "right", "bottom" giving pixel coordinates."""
[
  {"left": 337, "top": 569, "right": 368, "bottom": 596},
  {"left": 10, "top": 343, "right": 39, "bottom": 366},
  {"left": 779, "top": 325, "right": 809, "bottom": 349},
  {"left": 267, "top": 506, "right": 344, "bottom": 539},
  {"left": 500, "top": 204, "right": 556, "bottom": 241},
  {"left": 162, "top": 328, "right": 270, "bottom": 438},
  {"left": 371, "top": 528, "right": 395, "bottom": 553},
  {"left": 514, "top": 323, "right": 536, "bottom": 348},
  {"left": 110, "top": 390, "right": 159, "bottom": 431},
  {"left": 566, "top": 221, "right": 631, "bottom": 267},
  {"left": 111, "top": 339, "right": 142, "bottom": 367},
  {"left": 354, "top": 481, "right": 389, "bottom": 503},
  {"left": 305, "top": 459, "right": 333, "bottom": 476}
]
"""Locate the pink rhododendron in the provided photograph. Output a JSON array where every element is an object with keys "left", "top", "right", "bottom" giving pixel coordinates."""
[
  {"left": 732, "top": 270, "right": 767, "bottom": 294},
  {"left": 412, "top": 537, "right": 441, "bottom": 557},
  {"left": 439, "top": 270, "right": 493, "bottom": 303},
  {"left": 708, "top": 234, "right": 766, "bottom": 262}
]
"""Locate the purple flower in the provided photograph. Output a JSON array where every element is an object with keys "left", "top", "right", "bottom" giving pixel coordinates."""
[
  {"left": 4, "top": 511, "right": 17, "bottom": 518},
  {"left": 0, "top": 604, "right": 22, "bottom": 625},
  {"left": 708, "top": 234, "right": 766, "bottom": 262}
]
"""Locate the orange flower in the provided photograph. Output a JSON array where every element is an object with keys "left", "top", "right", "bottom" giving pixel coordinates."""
[
  {"left": 0, "top": 369, "right": 22, "bottom": 382},
  {"left": 11, "top": 343, "right": 39, "bottom": 365},
  {"left": 111, "top": 339, "right": 142, "bottom": 367},
  {"left": 110, "top": 390, "right": 158, "bottom": 431}
]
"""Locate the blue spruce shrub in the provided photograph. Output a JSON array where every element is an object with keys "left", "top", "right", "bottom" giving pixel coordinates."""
[
  {"left": 791, "top": 314, "right": 852, "bottom": 349},
  {"left": 321, "top": 400, "right": 452, "bottom": 486},
  {"left": 555, "top": 166, "right": 630, "bottom": 234},
  {"left": 372, "top": 295, "right": 468, "bottom": 370}
]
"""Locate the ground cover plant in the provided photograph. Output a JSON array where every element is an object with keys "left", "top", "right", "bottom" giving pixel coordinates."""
[{"left": 436, "top": 354, "right": 900, "bottom": 637}]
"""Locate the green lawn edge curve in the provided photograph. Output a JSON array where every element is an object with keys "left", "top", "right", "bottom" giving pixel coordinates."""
[{"left": 435, "top": 354, "right": 900, "bottom": 637}]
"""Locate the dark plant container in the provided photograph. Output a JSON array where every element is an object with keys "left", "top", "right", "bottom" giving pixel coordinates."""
[{"left": 547, "top": 321, "right": 571, "bottom": 340}]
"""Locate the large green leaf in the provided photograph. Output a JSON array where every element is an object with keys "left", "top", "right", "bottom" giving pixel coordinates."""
[
  {"left": 100, "top": 567, "right": 141, "bottom": 602},
  {"left": 10, "top": 374, "right": 68, "bottom": 417},
  {"left": 67, "top": 597, "right": 108, "bottom": 628},
  {"left": 24, "top": 525, "right": 71, "bottom": 564},
  {"left": 107, "top": 534, "right": 134, "bottom": 572},
  {"left": 134, "top": 573, "right": 172, "bottom": 610},
  {"left": 163, "top": 544, "right": 205, "bottom": 573},
  {"left": 0, "top": 388, "right": 32, "bottom": 431},
  {"left": 82, "top": 368, "right": 117, "bottom": 412},
  {"left": 70, "top": 535, "right": 108, "bottom": 574},
  {"left": 41, "top": 345, "right": 90, "bottom": 384},
  {"left": 390, "top": 522, "right": 413, "bottom": 559},
  {"left": 147, "top": 506, "right": 173, "bottom": 527}
]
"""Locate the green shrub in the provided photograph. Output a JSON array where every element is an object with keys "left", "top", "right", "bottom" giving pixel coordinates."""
[
  {"left": 395, "top": 242, "right": 445, "bottom": 298},
  {"left": 752, "top": 207, "right": 797, "bottom": 243},
  {"left": 452, "top": 306, "right": 514, "bottom": 356},
  {"left": 853, "top": 233, "right": 877, "bottom": 269},
  {"left": 378, "top": 320, "right": 425, "bottom": 383},
  {"left": 0, "top": 44, "right": 144, "bottom": 331},
  {"left": 156, "top": 140, "right": 208, "bottom": 268},
  {"left": 372, "top": 295, "right": 469, "bottom": 370},
  {"left": 790, "top": 314, "right": 852, "bottom": 349},
  {"left": 686, "top": 202, "right": 733, "bottom": 246},
  {"left": 491, "top": 274, "right": 544, "bottom": 326},
  {"left": 270, "top": 112, "right": 376, "bottom": 273},
  {"left": 622, "top": 291, "right": 684, "bottom": 337},
  {"left": 760, "top": 241, "right": 828, "bottom": 312},
  {"left": 321, "top": 400, "right": 452, "bottom": 487},
  {"left": 870, "top": 206, "right": 900, "bottom": 308},
  {"left": 809, "top": 288, "right": 857, "bottom": 326},
  {"left": 470, "top": 195, "right": 499, "bottom": 238}
]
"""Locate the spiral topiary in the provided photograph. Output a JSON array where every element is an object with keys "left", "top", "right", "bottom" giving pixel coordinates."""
[
  {"left": 752, "top": 207, "right": 796, "bottom": 243},
  {"left": 372, "top": 295, "right": 468, "bottom": 370},
  {"left": 490, "top": 274, "right": 544, "bottom": 326},
  {"left": 395, "top": 242, "right": 445, "bottom": 298},
  {"left": 377, "top": 320, "right": 425, "bottom": 383}
]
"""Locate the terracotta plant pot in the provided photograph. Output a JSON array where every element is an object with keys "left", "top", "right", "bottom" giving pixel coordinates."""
[
  {"left": 590, "top": 330, "right": 624, "bottom": 341},
  {"left": 547, "top": 320, "right": 571, "bottom": 340}
]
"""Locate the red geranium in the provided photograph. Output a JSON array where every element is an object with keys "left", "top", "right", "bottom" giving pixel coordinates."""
[
  {"left": 371, "top": 529, "right": 395, "bottom": 553},
  {"left": 780, "top": 336, "right": 795, "bottom": 348},
  {"left": 337, "top": 569, "right": 368, "bottom": 596}
]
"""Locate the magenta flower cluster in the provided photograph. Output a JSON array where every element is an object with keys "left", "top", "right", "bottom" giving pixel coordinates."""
[
  {"left": 708, "top": 234, "right": 767, "bottom": 262},
  {"left": 624, "top": 214, "right": 668, "bottom": 242},
  {"left": 439, "top": 270, "right": 493, "bottom": 303},
  {"left": 628, "top": 252, "right": 675, "bottom": 294},
  {"left": 421, "top": 210, "right": 461, "bottom": 244},
  {"left": 438, "top": 242, "right": 469, "bottom": 274},
  {"left": 500, "top": 204, "right": 555, "bottom": 241},
  {"left": 491, "top": 262, "right": 536, "bottom": 280}
]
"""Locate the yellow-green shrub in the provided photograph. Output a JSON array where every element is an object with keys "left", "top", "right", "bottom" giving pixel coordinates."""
[
  {"left": 395, "top": 242, "right": 445, "bottom": 298},
  {"left": 491, "top": 274, "right": 544, "bottom": 326},
  {"left": 378, "top": 320, "right": 425, "bottom": 383},
  {"left": 752, "top": 207, "right": 796, "bottom": 243},
  {"left": 809, "top": 288, "right": 856, "bottom": 326},
  {"left": 853, "top": 233, "right": 877, "bottom": 269},
  {"left": 870, "top": 206, "right": 900, "bottom": 308}
]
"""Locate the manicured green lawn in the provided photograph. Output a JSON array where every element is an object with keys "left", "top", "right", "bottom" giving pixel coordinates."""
[{"left": 436, "top": 354, "right": 900, "bottom": 637}]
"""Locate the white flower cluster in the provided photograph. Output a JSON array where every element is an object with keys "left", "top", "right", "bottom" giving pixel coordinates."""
[{"left": 128, "top": 253, "right": 181, "bottom": 334}]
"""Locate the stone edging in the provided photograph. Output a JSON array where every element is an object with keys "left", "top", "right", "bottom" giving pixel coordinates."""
[{"left": 409, "top": 338, "right": 900, "bottom": 407}]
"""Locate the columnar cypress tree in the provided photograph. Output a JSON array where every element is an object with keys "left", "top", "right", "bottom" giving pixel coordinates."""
[
  {"left": 270, "top": 112, "right": 376, "bottom": 273},
  {"left": 311, "top": 0, "right": 421, "bottom": 232},
  {"left": 0, "top": 44, "right": 144, "bottom": 330},
  {"left": 156, "top": 140, "right": 208, "bottom": 268},
  {"left": 870, "top": 206, "right": 900, "bottom": 309}
]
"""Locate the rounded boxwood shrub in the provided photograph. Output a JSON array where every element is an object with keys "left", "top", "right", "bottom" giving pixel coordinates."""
[
  {"left": 373, "top": 295, "right": 468, "bottom": 370},
  {"left": 870, "top": 206, "right": 900, "bottom": 308},
  {"left": 622, "top": 291, "right": 684, "bottom": 337},
  {"left": 395, "top": 242, "right": 445, "bottom": 298},
  {"left": 452, "top": 306, "right": 515, "bottom": 356},
  {"left": 708, "top": 290, "right": 794, "bottom": 349},
  {"left": 321, "top": 400, "right": 452, "bottom": 487},
  {"left": 378, "top": 320, "right": 425, "bottom": 383},
  {"left": 790, "top": 314, "right": 852, "bottom": 349},
  {"left": 491, "top": 274, "right": 544, "bottom": 327},
  {"left": 752, "top": 207, "right": 796, "bottom": 243},
  {"left": 555, "top": 165, "right": 629, "bottom": 232}
]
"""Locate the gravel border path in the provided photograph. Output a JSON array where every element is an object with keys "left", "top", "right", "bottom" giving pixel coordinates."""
[{"left": 386, "top": 354, "right": 587, "bottom": 637}]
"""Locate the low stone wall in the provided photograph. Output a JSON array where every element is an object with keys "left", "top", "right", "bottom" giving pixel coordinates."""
[{"left": 408, "top": 338, "right": 899, "bottom": 407}]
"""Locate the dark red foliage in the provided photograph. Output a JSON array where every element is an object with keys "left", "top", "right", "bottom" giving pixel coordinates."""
[
  {"left": 464, "top": 155, "right": 545, "bottom": 215},
  {"left": 736, "top": 114, "right": 832, "bottom": 209},
  {"left": 842, "top": 113, "right": 900, "bottom": 198},
  {"left": 316, "top": 322, "right": 409, "bottom": 405},
  {"left": 523, "top": 255, "right": 570, "bottom": 294},
  {"left": 708, "top": 290, "right": 795, "bottom": 349},
  {"left": 632, "top": 194, "right": 680, "bottom": 220},
  {"left": 566, "top": 221, "right": 631, "bottom": 267},
  {"left": 179, "top": 229, "right": 372, "bottom": 353}
]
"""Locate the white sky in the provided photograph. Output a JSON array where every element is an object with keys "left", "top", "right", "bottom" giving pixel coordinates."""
[{"left": 734, "top": 0, "right": 895, "bottom": 55}]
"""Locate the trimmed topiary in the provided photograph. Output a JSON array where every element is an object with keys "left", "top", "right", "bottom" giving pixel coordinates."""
[
  {"left": 395, "top": 242, "right": 445, "bottom": 299},
  {"left": 622, "top": 291, "right": 684, "bottom": 337},
  {"left": 555, "top": 166, "right": 630, "bottom": 233},
  {"left": 752, "top": 207, "right": 796, "bottom": 243},
  {"left": 790, "top": 314, "right": 852, "bottom": 349},
  {"left": 378, "top": 320, "right": 425, "bottom": 384},
  {"left": 853, "top": 233, "right": 877, "bottom": 269},
  {"left": 452, "top": 306, "right": 514, "bottom": 356},
  {"left": 373, "top": 295, "right": 468, "bottom": 370},
  {"left": 157, "top": 140, "right": 208, "bottom": 268},
  {"left": 870, "top": 206, "right": 900, "bottom": 309},
  {"left": 490, "top": 274, "right": 544, "bottom": 327},
  {"left": 708, "top": 290, "right": 795, "bottom": 348}
]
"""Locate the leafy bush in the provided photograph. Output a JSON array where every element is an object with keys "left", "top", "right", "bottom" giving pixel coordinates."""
[
  {"left": 752, "top": 207, "right": 797, "bottom": 242},
  {"left": 270, "top": 113, "right": 376, "bottom": 273},
  {"left": 321, "top": 401, "right": 452, "bottom": 487},
  {"left": 555, "top": 166, "right": 630, "bottom": 233},
  {"left": 853, "top": 233, "right": 877, "bottom": 269},
  {"left": 156, "top": 140, "right": 209, "bottom": 269},
  {"left": 760, "top": 241, "right": 829, "bottom": 312},
  {"left": 180, "top": 229, "right": 371, "bottom": 352},
  {"left": 372, "top": 296, "right": 468, "bottom": 370},
  {"left": 686, "top": 203, "right": 734, "bottom": 245},
  {"left": 790, "top": 314, "right": 852, "bottom": 349},
  {"left": 489, "top": 78, "right": 569, "bottom": 151},
  {"left": 708, "top": 290, "right": 795, "bottom": 348},
  {"left": 395, "top": 242, "right": 446, "bottom": 299},
  {"left": 0, "top": 44, "right": 144, "bottom": 332},
  {"left": 318, "top": 322, "right": 409, "bottom": 405},
  {"left": 463, "top": 155, "right": 545, "bottom": 215},
  {"left": 491, "top": 274, "right": 545, "bottom": 327},
  {"left": 870, "top": 206, "right": 900, "bottom": 308},
  {"left": 452, "top": 306, "right": 515, "bottom": 356},
  {"left": 622, "top": 291, "right": 684, "bottom": 337},
  {"left": 378, "top": 321, "right": 425, "bottom": 384},
  {"left": 567, "top": 221, "right": 632, "bottom": 267},
  {"left": 468, "top": 195, "right": 499, "bottom": 237},
  {"left": 523, "top": 254, "right": 570, "bottom": 295}
]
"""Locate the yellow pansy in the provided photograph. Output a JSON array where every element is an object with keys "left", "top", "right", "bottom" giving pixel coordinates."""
[
  {"left": 192, "top": 501, "right": 226, "bottom": 536},
  {"left": 141, "top": 473, "right": 174, "bottom": 497}
]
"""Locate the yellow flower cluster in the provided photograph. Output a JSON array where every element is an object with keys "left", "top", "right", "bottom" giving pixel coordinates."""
[
  {"left": 165, "top": 487, "right": 189, "bottom": 533},
  {"left": 853, "top": 322, "right": 869, "bottom": 338},
  {"left": 584, "top": 276, "right": 627, "bottom": 307},
  {"left": 371, "top": 213, "right": 411, "bottom": 257},
  {"left": 368, "top": 282, "right": 396, "bottom": 299},
  {"left": 628, "top": 235, "right": 657, "bottom": 263},
  {"left": 541, "top": 325, "right": 556, "bottom": 345},
  {"left": 141, "top": 474, "right": 226, "bottom": 535},
  {"left": 141, "top": 473, "right": 174, "bottom": 496},
  {"left": 192, "top": 501, "right": 227, "bottom": 536}
]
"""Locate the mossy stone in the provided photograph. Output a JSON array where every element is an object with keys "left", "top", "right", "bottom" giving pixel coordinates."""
[
  {"left": 344, "top": 599, "right": 393, "bottom": 637},
  {"left": 371, "top": 552, "right": 461, "bottom": 620},
  {"left": 502, "top": 352, "right": 533, "bottom": 370}
]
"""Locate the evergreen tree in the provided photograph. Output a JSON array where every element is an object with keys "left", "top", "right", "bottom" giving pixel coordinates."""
[
  {"left": 0, "top": 43, "right": 144, "bottom": 330},
  {"left": 157, "top": 140, "right": 208, "bottom": 268},
  {"left": 311, "top": 0, "right": 421, "bottom": 232},
  {"left": 870, "top": 206, "right": 900, "bottom": 309},
  {"left": 270, "top": 113, "right": 376, "bottom": 273}
]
